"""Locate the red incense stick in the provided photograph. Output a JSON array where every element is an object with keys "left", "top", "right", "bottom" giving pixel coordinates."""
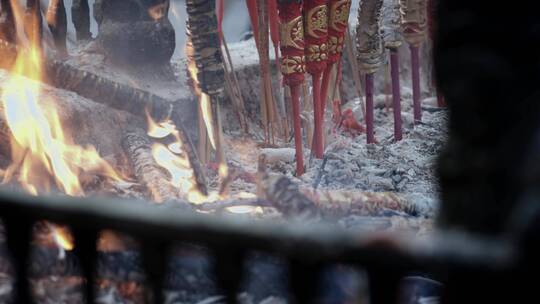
[
  {"left": 246, "top": 0, "right": 260, "bottom": 48},
  {"left": 365, "top": 73, "right": 376, "bottom": 144},
  {"left": 268, "top": 0, "right": 280, "bottom": 62},
  {"left": 390, "top": 49, "right": 403, "bottom": 140}
]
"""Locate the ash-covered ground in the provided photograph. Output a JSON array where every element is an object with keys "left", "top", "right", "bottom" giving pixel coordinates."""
[{"left": 223, "top": 90, "right": 447, "bottom": 220}]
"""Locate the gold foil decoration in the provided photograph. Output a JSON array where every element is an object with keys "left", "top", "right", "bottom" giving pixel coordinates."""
[
  {"left": 281, "top": 55, "right": 306, "bottom": 74},
  {"left": 306, "top": 4, "right": 328, "bottom": 38},
  {"left": 328, "top": 36, "right": 344, "bottom": 54},
  {"left": 306, "top": 43, "right": 328, "bottom": 62},
  {"left": 329, "top": 0, "right": 351, "bottom": 32},
  {"left": 279, "top": 15, "right": 305, "bottom": 50}
]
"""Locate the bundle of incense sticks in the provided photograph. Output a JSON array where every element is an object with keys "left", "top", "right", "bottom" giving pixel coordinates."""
[
  {"left": 320, "top": 0, "right": 353, "bottom": 142},
  {"left": 277, "top": 0, "right": 306, "bottom": 175},
  {"left": 186, "top": 0, "right": 227, "bottom": 165},
  {"left": 382, "top": 0, "right": 404, "bottom": 141},
  {"left": 303, "top": 0, "right": 328, "bottom": 159},
  {"left": 246, "top": 0, "right": 282, "bottom": 144},
  {"left": 356, "top": 0, "right": 384, "bottom": 144},
  {"left": 399, "top": 0, "right": 427, "bottom": 122},
  {"left": 217, "top": 0, "right": 249, "bottom": 133}
]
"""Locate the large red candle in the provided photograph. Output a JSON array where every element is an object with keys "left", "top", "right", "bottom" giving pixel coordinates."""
[
  {"left": 277, "top": 0, "right": 306, "bottom": 175},
  {"left": 303, "top": 0, "right": 328, "bottom": 159}
]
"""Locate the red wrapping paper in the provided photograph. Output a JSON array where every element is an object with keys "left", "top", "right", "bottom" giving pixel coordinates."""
[
  {"left": 303, "top": 0, "right": 328, "bottom": 75},
  {"left": 277, "top": 0, "right": 305, "bottom": 87},
  {"left": 327, "top": 0, "right": 351, "bottom": 64}
]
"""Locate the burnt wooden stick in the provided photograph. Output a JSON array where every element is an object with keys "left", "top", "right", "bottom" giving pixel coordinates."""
[
  {"left": 300, "top": 188, "right": 421, "bottom": 217},
  {"left": 46, "top": 0, "right": 68, "bottom": 57},
  {"left": 121, "top": 128, "right": 183, "bottom": 203},
  {"left": 390, "top": 49, "right": 403, "bottom": 140},
  {"left": 72, "top": 0, "right": 91, "bottom": 41},
  {"left": 0, "top": 39, "right": 180, "bottom": 121},
  {"left": 258, "top": 155, "right": 319, "bottom": 220}
]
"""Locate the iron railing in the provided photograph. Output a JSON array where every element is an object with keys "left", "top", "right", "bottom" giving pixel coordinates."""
[{"left": 0, "top": 189, "right": 538, "bottom": 303}]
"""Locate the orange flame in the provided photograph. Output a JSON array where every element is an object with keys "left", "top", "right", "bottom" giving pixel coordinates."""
[
  {"left": 1, "top": 1, "right": 124, "bottom": 250},
  {"left": 146, "top": 113, "right": 219, "bottom": 204},
  {"left": 185, "top": 42, "right": 216, "bottom": 149}
]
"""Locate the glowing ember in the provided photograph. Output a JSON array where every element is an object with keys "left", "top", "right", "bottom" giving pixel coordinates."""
[{"left": 52, "top": 225, "right": 74, "bottom": 251}]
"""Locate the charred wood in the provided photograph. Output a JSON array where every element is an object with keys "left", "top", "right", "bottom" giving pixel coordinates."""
[
  {"left": 121, "top": 128, "right": 190, "bottom": 203},
  {"left": 185, "top": 0, "right": 225, "bottom": 98},
  {"left": 258, "top": 155, "right": 321, "bottom": 221}
]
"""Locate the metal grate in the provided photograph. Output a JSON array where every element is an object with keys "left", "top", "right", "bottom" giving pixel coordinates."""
[{"left": 0, "top": 190, "right": 534, "bottom": 303}]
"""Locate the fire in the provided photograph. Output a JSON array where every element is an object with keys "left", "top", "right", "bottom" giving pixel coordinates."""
[
  {"left": 1, "top": 1, "right": 124, "bottom": 250},
  {"left": 185, "top": 42, "right": 230, "bottom": 186},
  {"left": 146, "top": 113, "right": 216, "bottom": 204},
  {"left": 185, "top": 42, "right": 216, "bottom": 149},
  {"left": 52, "top": 225, "right": 74, "bottom": 251},
  {"left": 1, "top": 59, "right": 123, "bottom": 196}
]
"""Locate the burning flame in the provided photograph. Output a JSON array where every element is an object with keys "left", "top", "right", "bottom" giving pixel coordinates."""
[
  {"left": 146, "top": 113, "right": 218, "bottom": 204},
  {"left": 1, "top": 1, "right": 124, "bottom": 250},
  {"left": 52, "top": 225, "right": 74, "bottom": 251},
  {"left": 185, "top": 42, "right": 216, "bottom": 150}
]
